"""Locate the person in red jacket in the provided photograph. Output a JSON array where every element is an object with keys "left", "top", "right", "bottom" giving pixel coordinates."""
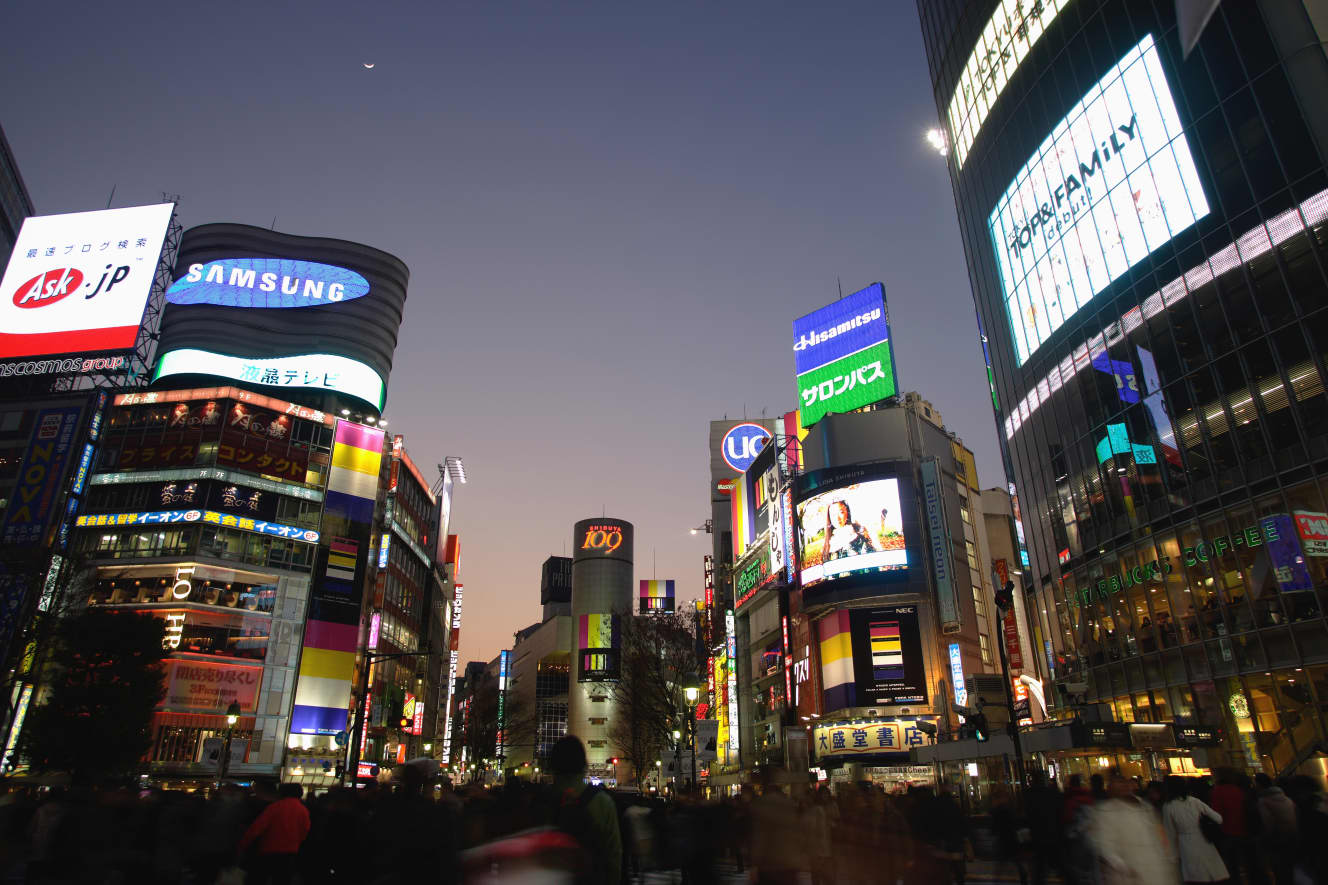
[
  {"left": 238, "top": 783, "right": 311, "bottom": 885},
  {"left": 1210, "top": 768, "right": 1263, "bottom": 885}
]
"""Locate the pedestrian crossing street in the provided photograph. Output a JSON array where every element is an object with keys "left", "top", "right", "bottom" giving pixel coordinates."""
[{"left": 631, "top": 860, "right": 1060, "bottom": 884}]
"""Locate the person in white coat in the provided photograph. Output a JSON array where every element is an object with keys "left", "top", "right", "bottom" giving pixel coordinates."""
[
  {"left": 1161, "top": 777, "right": 1229, "bottom": 884},
  {"left": 1088, "top": 774, "right": 1178, "bottom": 884}
]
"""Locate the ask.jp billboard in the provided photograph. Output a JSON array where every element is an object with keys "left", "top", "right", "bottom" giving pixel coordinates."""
[
  {"left": 0, "top": 205, "right": 173, "bottom": 361},
  {"left": 793, "top": 283, "right": 898, "bottom": 427}
]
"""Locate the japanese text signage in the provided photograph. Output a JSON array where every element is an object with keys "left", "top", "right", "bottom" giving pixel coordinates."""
[
  {"left": 990, "top": 35, "right": 1210, "bottom": 366},
  {"left": 0, "top": 204, "right": 173, "bottom": 361},
  {"left": 154, "top": 348, "right": 385, "bottom": 412},
  {"left": 165, "top": 659, "right": 261, "bottom": 712},
  {"left": 946, "top": 0, "right": 1070, "bottom": 168},
  {"left": 949, "top": 643, "right": 968, "bottom": 713},
  {"left": 813, "top": 721, "right": 930, "bottom": 758},
  {"left": 1294, "top": 511, "right": 1328, "bottom": 557},
  {"left": 793, "top": 284, "right": 898, "bottom": 427},
  {"left": 75, "top": 509, "right": 319, "bottom": 543},
  {"left": 1, "top": 406, "right": 82, "bottom": 544}
]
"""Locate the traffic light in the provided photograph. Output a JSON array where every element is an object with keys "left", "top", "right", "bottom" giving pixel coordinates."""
[{"left": 972, "top": 711, "right": 990, "bottom": 742}]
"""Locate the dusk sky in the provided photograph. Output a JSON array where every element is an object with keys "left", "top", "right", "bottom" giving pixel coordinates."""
[{"left": 2, "top": 1, "right": 1003, "bottom": 666}]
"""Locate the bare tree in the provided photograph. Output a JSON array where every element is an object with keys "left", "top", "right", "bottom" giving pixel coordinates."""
[{"left": 609, "top": 612, "right": 698, "bottom": 787}]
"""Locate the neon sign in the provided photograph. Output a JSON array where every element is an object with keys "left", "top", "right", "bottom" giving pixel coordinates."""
[
  {"left": 75, "top": 509, "right": 319, "bottom": 543},
  {"left": 946, "top": 0, "right": 1071, "bottom": 168},
  {"left": 579, "top": 524, "right": 624, "bottom": 555}
]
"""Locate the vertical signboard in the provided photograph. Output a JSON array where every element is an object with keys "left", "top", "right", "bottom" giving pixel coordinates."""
[
  {"left": 1, "top": 406, "right": 83, "bottom": 545},
  {"left": 292, "top": 421, "right": 384, "bottom": 734},
  {"left": 994, "top": 559, "right": 1024, "bottom": 670},
  {"left": 496, "top": 649, "right": 510, "bottom": 760},
  {"left": 949, "top": 642, "right": 968, "bottom": 713},
  {"left": 725, "top": 609, "right": 739, "bottom": 754},
  {"left": 441, "top": 581, "right": 463, "bottom": 766},
  {"left": 921, "top": 458, "right": 960, "bottom": 630}
]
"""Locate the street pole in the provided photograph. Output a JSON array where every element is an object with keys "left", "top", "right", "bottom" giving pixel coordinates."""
[
  {"left": 219, "top": 701, "right": 240, "bottom": 788},
  {"left": 345, "top": 649, "right": 436, "bottom": 787}
]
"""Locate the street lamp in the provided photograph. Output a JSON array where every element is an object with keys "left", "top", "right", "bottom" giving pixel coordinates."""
[
  {"left": 684, "top": 676, "right": 701, "bottom": 789},
  {"left": 219, "top": 700, "right": 242, "bottom": 784}
]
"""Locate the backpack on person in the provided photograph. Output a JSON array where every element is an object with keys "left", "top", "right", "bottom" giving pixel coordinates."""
[{"left": 554, "top": 784, "right": 611, "bottom": 885}]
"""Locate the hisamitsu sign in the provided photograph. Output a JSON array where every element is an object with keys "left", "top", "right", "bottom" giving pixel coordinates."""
[{"left": 793, "top": 284, "right": 898, "bottom": 427}]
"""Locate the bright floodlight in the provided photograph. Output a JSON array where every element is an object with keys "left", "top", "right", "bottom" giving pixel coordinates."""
[{"left": 925, "top": 128, "right": 949, "bottom": 156}]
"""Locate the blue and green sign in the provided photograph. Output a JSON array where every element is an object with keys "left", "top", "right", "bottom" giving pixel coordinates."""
[{"left": 793, "top": 284, "right": 898, "bottom": 427}]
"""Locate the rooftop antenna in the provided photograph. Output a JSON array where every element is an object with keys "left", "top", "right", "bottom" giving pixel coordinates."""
[
  {"left": 271, "top": 215, "right": 278, "bottom": 230},
  {"left": 652, "top": 547, "right": 657, "bottom": 579},
  {"left": 837, "top": 276, "right": 844, "bottom": 300},
  {"left": 106, "top": 185, "right": 117, "bottom": 209}
]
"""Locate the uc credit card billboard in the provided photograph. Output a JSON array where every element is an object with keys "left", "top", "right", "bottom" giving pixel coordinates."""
[
  {"left": 0, "top": 205, "right": 173, "bottom": 361},
  {"left": 793, "top": 283, "right": 898, "bottom": 427}
]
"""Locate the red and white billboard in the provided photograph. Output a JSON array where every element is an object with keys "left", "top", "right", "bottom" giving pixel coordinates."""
[{"left": 0, "top": 204, "right": 173, "bottom": 360}]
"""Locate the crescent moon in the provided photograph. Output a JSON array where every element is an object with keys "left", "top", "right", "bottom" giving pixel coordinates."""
[{"left": 363, "top": 63, "right": 375, "bottom": 69}]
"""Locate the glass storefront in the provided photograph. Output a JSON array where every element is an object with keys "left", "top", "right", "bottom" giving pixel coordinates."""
[{"left": 919, "top": 1, "right": 1328, "bottom": 777}]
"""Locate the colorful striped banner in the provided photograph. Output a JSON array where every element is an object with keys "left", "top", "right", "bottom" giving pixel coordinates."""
[
  {"left": 639, "top": 579, "right": 675, "bottom": 612},
  {"left": 292, "top": 420, "right": 384, "bottom": 735},
  {"left": 817, "top": 609, "right": 856, "bottom": 712},
  {"left": 731, "top": 472, "right": 753, "bottom": 558},
  {"left": 870, "top": 619, "right": 904, "bottom": 680}
]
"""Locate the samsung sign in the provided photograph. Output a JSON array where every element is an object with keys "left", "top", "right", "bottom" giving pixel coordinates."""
[
  {"left": 793, "top": 283, "right": 898, "bottom": 427},
  {"left": 990, "top": 34, "right": 1209, "bottom": 367},
  {"left": 166, "top": 258, "right": 370, "bottom": 309}
]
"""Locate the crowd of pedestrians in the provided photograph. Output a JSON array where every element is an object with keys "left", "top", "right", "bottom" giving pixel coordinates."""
[{"left": 0, "top": 744, "right": 1325, "bottom": 885}]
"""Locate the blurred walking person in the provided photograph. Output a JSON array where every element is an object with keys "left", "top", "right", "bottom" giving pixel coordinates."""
[
  {"left": 1088, "top": 774, "right": 1177, "bottom": 885},
  {"left": 1162, "top": 776, "right": 1228, "bottom": 885},
  {"left": 238, "top": 783, "right": 311, "bottom": 885},
  {"left": 1252, "top": 774, "right": 1296, "bottom": 885}
]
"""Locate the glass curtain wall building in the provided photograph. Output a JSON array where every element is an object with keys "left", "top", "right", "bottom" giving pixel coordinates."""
[{"left": 918, "top": 0, "right": 1328, "bottom": 776}]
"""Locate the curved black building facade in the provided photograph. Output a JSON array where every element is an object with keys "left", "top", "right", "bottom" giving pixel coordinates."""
[
  {"left": 919, "top": 0, "right": 1328, "bottom": 777},
  {"left": 154, "top": 224, "right": 409, "bottom": 416}
]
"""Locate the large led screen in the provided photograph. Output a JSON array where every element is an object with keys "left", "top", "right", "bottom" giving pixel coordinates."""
[
  {"left": 153, "top": 348, "right": 385, "bottom": 412},
  {"left": 0, "top": 204, "right": 173, "bottom": 361},
  {"left": 797, "top": 477, "right": 906, "bottom": 587},
  {"left": 793, "top": 283, "right": 898, "bottom": 427},
  {"left": 989, "top": 34, "right": 1209, "bottom": 366}
]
